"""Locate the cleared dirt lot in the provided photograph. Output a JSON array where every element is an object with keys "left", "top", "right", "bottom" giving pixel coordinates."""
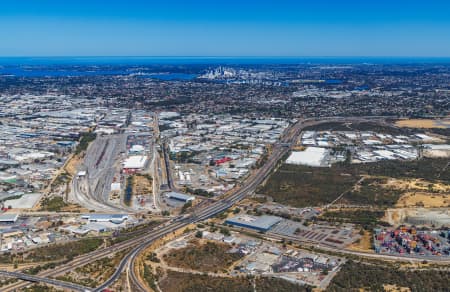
[
  {"left": 396, "top": 192, "right": 449, "bottom": 208},
  {"left": 348, "top": 230, "right": 374, "bottom": 253},
  {"left": 395, "top": 119, "right": 450, "bottom": 129},
  {"left": 380, "top": 178, "right": 450, "bottom": 208},
  {"left": 384, "top": 178, "right": 450, "bottom": 193},
  {"left": 133, "top": 174, "right": 153, "bottom": 195},
  {"left": 65, "top": 154, "right": 82, "bottom": 176}
]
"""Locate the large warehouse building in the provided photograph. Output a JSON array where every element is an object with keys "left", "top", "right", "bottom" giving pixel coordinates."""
[
  {"left": 123, "top": 155, "right": 148, "bottom": 173},
  {"left": 0, "top": 213, "right": 19, "bottom": 223},
  {"left": 165, "top": 192, "right": 195, "bottom": 203},
  {"left": 81, "top": 214, "right": 129, "bottom": 224},
  {"left": 285, "top": 147, "right": 329, "bottom": 167},
  {"left": 225, "top": 215, "right": 282, "bottom": 232}
]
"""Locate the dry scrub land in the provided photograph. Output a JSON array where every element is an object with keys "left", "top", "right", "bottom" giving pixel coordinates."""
[
  {"left": 395, "top": 119, "right": 450, "bottom": 129},
  {"left": 133, "top": 174, "right": 153, "bottom": 196},
  {"left": 259, "top": 158, "right": 450, "bottom": 208},
  {"left": 383, "top": 178, "right": 450, "bottom": 208},
  {"left": 55, "top": 249, "right": 129, "bottom": 288},
  {"left": 162, "top": 240, "right": 242, "bottom": 273},
  {"left": 159, "top": 271, "right": 311, "bottom": 292},
  {"left": 327, "top": 260, "right": 450, "bottom": 292}
]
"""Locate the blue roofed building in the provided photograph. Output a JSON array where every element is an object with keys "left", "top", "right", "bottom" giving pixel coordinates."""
[{"left": 225, "top": 215, "right": 282, "bottom": 232}]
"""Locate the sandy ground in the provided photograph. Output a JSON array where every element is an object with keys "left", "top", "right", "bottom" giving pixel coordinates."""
[
  {"left": 379, "top": 178, "right": 450, "bottom": 208},
  {"left": 383, "top": 208, "right": 450, "bottom": 226},
  {"left": 384, "top": 284, "right": 412, "bottom": 292},
  {"left": 396, "top": 192, "right": 449, "bottom": 208},
  {"left": 377, "top": 177, "right": 450, "bottom": 223},
  {"left": 65, "top": 154, "right": 82, "bottom": 176},
  {"left": 60, "top": 204, "right": 89, "bottom": 213},
  {"left": 133, "top": 175, "right": 153, "bottom": 196},
  {"left": 395, "top": 119, "right": 450, "bottom": 128},
  {"left": 348, "top": 230, "right": 374, "bottom": 253},
  {"left": 423, "top": 149, "right": 450, "bottom": 158},
  {"left": 384, "top": 178, "right": 450, "bottom": 193},
  {"left": 134, "top": 224, "right": 197, "bottom": 291}
]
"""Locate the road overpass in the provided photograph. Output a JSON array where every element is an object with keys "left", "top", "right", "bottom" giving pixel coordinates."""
[
  {"left": 0, "top": 270, "right": 91, "bottom": 292},
  {"left": 2, "top": 117, "right": 418, "bottom": 291}
]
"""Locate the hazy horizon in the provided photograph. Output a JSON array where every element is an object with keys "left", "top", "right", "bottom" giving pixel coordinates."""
[
  {"left": 2, "top": 1, "right": 450, "bottom": 57},
  {"left": 2, "top": 56, "right": 450, "bottom": 66}
]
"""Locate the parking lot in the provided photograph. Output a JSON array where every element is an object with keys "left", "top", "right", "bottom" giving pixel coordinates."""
[{"left": 269, "top": 220, "right": 359, "bottom": 249}]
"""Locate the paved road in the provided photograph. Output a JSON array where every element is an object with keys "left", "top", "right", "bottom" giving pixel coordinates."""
[
  {"left": 101, "top": 118, "right": 313, "bottom": 291},
  {"left": 262, "top": 232, "right": 450, "bottom": 264},
  {"left": 0, "top": 270, "right": 91, "bottom": 292},
  {"left": 0, "top": 118, "right": 370, "bottom": 291},
  {"left": 4, "top": 116, "right": 433, "bottom": 291},
  {"left": 150, "top": 113, "right": 163, "bottom": 212},
  {"left": 70, "top": 133, "right": 134, "bottom": 213},
  {"left": 0, "top": 220, "right": 185, "bottom": 292}
]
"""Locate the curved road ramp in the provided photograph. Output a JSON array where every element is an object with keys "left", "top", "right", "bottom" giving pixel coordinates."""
[{"left": 0, "top": 270, "right": 92, "bottom": 292}]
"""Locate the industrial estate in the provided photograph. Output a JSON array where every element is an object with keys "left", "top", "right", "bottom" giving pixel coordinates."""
[{"left": 0, "top": 60, "right": 449, "bottom": 292}]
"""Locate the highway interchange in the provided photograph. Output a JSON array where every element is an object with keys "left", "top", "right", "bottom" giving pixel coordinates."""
[
  {"left": 0, "top": 116, "right": 302, "bottom": 291},
  {"left": 2, "top": 116, "right": 448, "bottom": 292}
]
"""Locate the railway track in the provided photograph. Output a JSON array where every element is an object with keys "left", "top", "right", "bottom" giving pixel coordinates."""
[
  {"left": 1, "top": 221, "right": 183, "bottom": 291},
  {"left": 2, "top": 118, "right": 390, "bottom": 291}
]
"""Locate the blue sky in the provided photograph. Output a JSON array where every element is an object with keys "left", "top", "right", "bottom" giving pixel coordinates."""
[{"left": 1, "top": 1, "right": 450, "bottom": 57}]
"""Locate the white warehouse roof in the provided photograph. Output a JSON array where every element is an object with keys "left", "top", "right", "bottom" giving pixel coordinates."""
[
  {"left": 123, "top": 155, "right": 148, "bottom": 169},
  {"left": 130, "top": 145, "right": 145, "bottom": 152},
  {"left": 285, "top": 147, "right": 329, "bottom": 167}
]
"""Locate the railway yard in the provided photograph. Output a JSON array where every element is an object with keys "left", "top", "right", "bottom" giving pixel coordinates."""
[
  {"left": 0, "top": 113, "right": 449, "bottom": 292},
  {"left": 0, "top": 60, "right": 450, "bottom": 292}
]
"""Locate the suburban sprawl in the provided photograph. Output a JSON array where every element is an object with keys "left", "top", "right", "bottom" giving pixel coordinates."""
[{"left": 0, "top": 60, "right": 449, "bottom": 292}]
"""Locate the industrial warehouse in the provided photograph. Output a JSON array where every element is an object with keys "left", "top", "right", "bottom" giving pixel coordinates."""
[
  {"left": 164, "top": 192, "right": 195, "bottom": 203},
  {"left": 225, "top": 215, "right": 282, "bottom": 232}
]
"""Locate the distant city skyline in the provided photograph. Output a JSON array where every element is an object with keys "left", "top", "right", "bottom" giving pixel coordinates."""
[{"left": 1, "top": 1, "right": 450, "bottom": 57}]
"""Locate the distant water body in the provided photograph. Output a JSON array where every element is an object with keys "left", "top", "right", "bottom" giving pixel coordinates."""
[
  {"left": 1, "top": 56, "right": 450, "bottom": 66},
  {"left": 0, "top": 67, "right": 199, "bottom": 79},
  {"left": 139, "top": 73, "right": 198, "bottom": 81},
  {"left": 1, "top": 57, "right": 450, "bottom": 78},
  {"left": 0, "top": 67, "right": 130, "bottom": 77}
]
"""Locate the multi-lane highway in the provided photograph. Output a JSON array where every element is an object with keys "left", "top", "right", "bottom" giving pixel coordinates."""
[
  {"left": 2, "top": 117, "right": 413, "bottom": 292},
  {"left": 93, "top": 116, "right": 430, "bottom": 291},
  {"left": 96, "top": 118, "right": 309, "bottom": 291},
  {"left": 0, "top": 271, "right": 91, "bottom": 292},
  {"left": 0, "top": 220, "right": 185, "bottom": 292},
  {"left": 1, "top": 118, "right": 303, "bottom": 292}
]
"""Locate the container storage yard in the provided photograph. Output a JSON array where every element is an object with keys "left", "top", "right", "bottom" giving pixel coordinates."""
[{"left": 373, "top": 227, "right": 450, "bottom": 258}]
